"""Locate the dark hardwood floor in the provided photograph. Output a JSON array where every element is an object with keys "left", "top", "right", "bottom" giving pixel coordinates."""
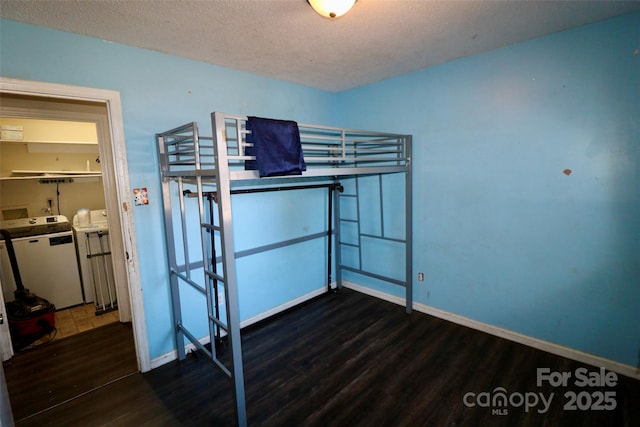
[
  {"left": 3, "top": 321, "right": 138, "bottom": 423},
  {"left": 4, "top": 288, "right": 639, "bottom": 426}
]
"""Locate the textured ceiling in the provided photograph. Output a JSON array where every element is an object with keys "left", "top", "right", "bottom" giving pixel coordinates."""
[{"left": 1, "top": 0, "right": 639, "bottom": 92}]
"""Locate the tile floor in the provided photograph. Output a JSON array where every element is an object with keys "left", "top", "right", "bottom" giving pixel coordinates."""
[{"left": 54, "top": 303, "right": 119, "bottom": 339}]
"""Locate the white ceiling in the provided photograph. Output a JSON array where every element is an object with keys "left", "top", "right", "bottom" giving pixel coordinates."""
[{"left": 2, "top": 0, "right": 639, "bottom": 92}]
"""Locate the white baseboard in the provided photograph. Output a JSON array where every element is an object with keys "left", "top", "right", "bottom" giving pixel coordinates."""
[
  {"left": 240, "top": 286, "right": 328, "bottom": 328},
  {"left": 150, "top": 336, "right": 207, "bottom": 370},
  {"left": 150, "top": 286, "right": 328, "bottom": 369},
  {"left": 342, "top": 281, "right": 640, "bottom": 381}
]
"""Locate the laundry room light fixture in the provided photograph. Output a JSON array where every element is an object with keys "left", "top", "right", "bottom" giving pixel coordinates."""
[{"left": 308, "top": 0, "right": 357, "bottom": 19}]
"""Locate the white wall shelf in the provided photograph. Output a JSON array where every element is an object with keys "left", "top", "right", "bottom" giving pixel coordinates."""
[
  {"left": 1, "top": 139, "right": 98, "bottom": 154},
  {"left": 1, "top": 170, "right": 102, "bottom": 181}
]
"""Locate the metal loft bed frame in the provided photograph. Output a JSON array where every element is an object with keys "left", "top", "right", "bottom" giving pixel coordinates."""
[{"left": 156, "top": 112, "right": 412, "bottom": 427}]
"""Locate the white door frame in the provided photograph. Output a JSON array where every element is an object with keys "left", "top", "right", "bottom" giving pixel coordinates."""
[
  {"left": 0, "top": 77, "right": 150, "bottom": 372},
  {"left": 1, "top": 92, "right": 131, "bottom": 321}
]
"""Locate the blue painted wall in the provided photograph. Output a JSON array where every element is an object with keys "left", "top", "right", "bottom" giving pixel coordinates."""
[
  {"left": 1, "top": 12, "right": 638, "bottom": 368},
  {"left": 0, "top": 20, "right": 334, "bottom": 359},
  {"left": 335, "top": 13, "right": 640, "bottom": 367}
]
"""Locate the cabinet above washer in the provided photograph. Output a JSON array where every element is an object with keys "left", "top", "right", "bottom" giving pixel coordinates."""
[{"left": 0, "top": 118, "right": 98, "bottom": 154}]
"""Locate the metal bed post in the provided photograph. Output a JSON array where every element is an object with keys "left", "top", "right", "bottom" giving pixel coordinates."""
[
  {"left": 354, "top": 176, "right": 363, "bottom": 270},
  {"left": 206, "top": 194, "right": 223, "bottom": 343},
  {"left": 157, "top": 133, "right": 186, "bottom": 361},
  {"left": 326, "top": 180, "right": 343, "bottom": 292},
  {"left": 405, "top": 135, "right": 413, "bottom": 314},
  {"left": 327, "top": 184, "right": 333, "bottom": 292},
  {"left": 211, "top": 112, "right": 247, "bottom": 427},
  {"left": 333, "top": 178, "right": 343, "bottom": 290}
]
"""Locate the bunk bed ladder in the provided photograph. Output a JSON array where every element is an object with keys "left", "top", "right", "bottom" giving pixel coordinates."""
[
  {"left": 336, "top": 171, "right": 413, "bottom": 314},
  {"left": 157, "top": 122, "right": 247, "bottom": 427},
  {"left": 210, "top": 113, "right": 247, "bottom": 427},
  {"left": 337, "top": 178, "right": 362, "bottom": 286}
]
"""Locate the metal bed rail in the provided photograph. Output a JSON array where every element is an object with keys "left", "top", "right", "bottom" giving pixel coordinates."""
[{"left": 160, "top": 113, "right": 411, "bottom": 180}]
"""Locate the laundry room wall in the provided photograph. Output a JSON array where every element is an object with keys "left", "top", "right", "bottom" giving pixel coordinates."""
[
  {"left": 0, "top": 117, "right": 106, "bottom": 221},
  {"left": 0, "top": 178, "right": 106, "bottom": 222}
]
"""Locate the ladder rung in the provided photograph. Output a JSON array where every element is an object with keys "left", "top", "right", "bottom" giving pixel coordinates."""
[
  {"left": 185, "top": 325, "right": 232, "bottom": 378},
  {"left": 205, "top": 270, "right": 225, "bottom": 283},
  {"left": 172, "top": 270, "right": 206, "bottom": 295},
  {"left": 339, "top": 242, "right": 359, "bottom": 248},
  {"left": 180, "top": 324, "right": 232, "bottom": 378},
  {"left": 339, "top": 218, "right": 358, "bottom": 223},
  {"left": 360, "top": 233, "right": 407, "bottom": 244},
  {"left": 209, "top": 314, "right": 228, "bottom": 332},
  {"left": 169, "top": 147, "right": 196, "bottom": 154},
  {"left": 168, "top": 159, "right": 197, "bottom": 166},
  {"left": 164, "top": 135, "right": 195, "bottom": 144},
  {"left": 201, "top": 223, "right": 221, "bottom": 232}
]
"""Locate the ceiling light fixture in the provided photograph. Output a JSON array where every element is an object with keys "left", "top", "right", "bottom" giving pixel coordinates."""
[{"left": 307, "top": 0, "right": 357, "bottom": 19}]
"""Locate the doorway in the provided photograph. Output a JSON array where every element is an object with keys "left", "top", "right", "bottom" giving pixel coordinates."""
[{"left": 0, "top": 77, "right": 148, "bottom": 420}]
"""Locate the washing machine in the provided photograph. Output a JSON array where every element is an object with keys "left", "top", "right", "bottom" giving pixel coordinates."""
[
  {"left": 0, "top": 215, "right": 84, "bottom": 310},
  {"left": 72, "top": 209, "right": 117, "bottom": 313}
]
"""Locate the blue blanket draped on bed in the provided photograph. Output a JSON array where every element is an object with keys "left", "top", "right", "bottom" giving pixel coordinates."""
[{"left": 245, "top": 116, "right": 306, "bottom": 177}]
